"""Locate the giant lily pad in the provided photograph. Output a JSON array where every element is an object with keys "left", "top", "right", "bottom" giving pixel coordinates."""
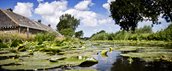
[{"left": 121, "top": 52, "right": 172, "bottom": 62}]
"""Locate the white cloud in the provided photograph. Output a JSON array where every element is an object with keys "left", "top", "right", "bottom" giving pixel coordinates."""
[
  {"left": 34, "top": 0, "right": 68, "bottom": 29},
  {"left": 98, "top": 17, "right": 113, "bottom": 25},
  {"left": 37, "top": 0, "right": 44, "bottom": 3},
  {"left": 34, "top": 0, "right": 115, "bottom": 29},
  {"left": 35, "top": 1, "right": 67, "bottom": 15},
  {"left": 13, "top": 2, "right": 33, "bottom": 18},
  {"left": 74, "top": 0, "right": 93, "bottom": 10},
  {"left": 103, "top": 0, "right": 116, "bottom": 11},
  {"left": 65, "top": 9, "right": 113, "bottom": 27},
  {"left": 102, "top": 3, "right": 109, "bottom": 11},
  {"left": 65, "top": 9, "right": 98, "bottom": 27}
]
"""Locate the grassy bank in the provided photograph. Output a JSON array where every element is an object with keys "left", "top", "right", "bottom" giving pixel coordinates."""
[
  {"left": 90, "top": 24, "right": 172, "bottom": 41},
  {"left": 92, "top": 40, "right": 172, "bottom": 47}
]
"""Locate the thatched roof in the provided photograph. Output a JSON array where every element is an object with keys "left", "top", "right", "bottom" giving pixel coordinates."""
[
  {"left": 0, "top": 9, "right": 55, "bottom": 32},
  {"left": 0, "top": 9, "right": 17, "bottom": 29}
]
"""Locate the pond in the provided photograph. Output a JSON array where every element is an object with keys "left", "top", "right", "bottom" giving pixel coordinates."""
[
  {"left": 0, "top": 41, "right": 172, "bottom": 71},
  {"left": 92, "top": 51, "right": 172, "bottom": 71}
]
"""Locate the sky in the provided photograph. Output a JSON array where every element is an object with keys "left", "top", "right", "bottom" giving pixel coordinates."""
[{"left": 0, "top": 0, "right": 170, "bottom": 37}]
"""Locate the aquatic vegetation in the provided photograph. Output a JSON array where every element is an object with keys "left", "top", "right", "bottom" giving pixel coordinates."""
[
  {"left": 113, "top": 46, "right": 142, "bottom": 52},
  {"left": 100, "top": 50, "right": 108, "bottom": 57},
  {"left": 0, "top": 43, "right": 9, "bottom": 48},
  {"left": 0, "top": 45, "right": 98, "bottom": 70},
  {"left": 79, "top": 60, "right": 98, "bottom": 67},
  {"left": 0, "top": 59, "right": 19, "bottom": 66},
  {"left": 121, "top": 52, "right": 172, "bottom": 62},
  {"left": 121, "top": 46, "right": 172, "bottom": 63},
  {"left": 0, "top": 36, "right": 172, "bottom": 71},
  {"left": 93, "top": 40, "right": 172, "bottom": 47},
  {"left": 127, "top": 57, "right": 133, "bottom": 64},
  {"left": 34, "top": 32, "right": 57, "bottom": 44},
  {"left": 66, "top": 69, "right": 97, "bottom": 71},
  {"left": 10, "top": 39, "right": 23, "bottom": 47},
  {"left": 39, "top": 47, "right": 62, "bottom": 54}
]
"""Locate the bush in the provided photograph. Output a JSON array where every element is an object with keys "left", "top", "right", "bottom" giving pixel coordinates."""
[
  {"left": 35, "top": 32, "right": 57, "bottom": 44},
  {"left": 0, "top": 43, "right": 8, "bottom": 48},
  {"left": 147, "top": 23, "right": 172, "bottom": 41},
  {"left": 11, "top": 39, "right": 23, "bottom": 47},
  {"left": 59, "top": 28, "right": 75, "bottom": 37},
  {"left": 90, "top": 33, "right": 109, "bottom": 40}
]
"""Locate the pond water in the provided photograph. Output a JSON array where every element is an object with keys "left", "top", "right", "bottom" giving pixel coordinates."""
[
  {"left": 1, "top": 41, "right": 172, "bottom": 71},
  {"left": 92, "top": 51, "right": 121, "bottom": 71},
  {"left": 95, "top": 51, "right": 172, "bottom": 71},
  {"left": 77, "top": 50, "right": 172, "bottom": 71},
  {"left": 68, "top": 41, "right": 172, "bottom": 71}
]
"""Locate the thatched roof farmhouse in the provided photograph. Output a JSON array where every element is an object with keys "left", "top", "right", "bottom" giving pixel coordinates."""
[{"left": 0, "top": 9, "right": 58, "bottom": 35}]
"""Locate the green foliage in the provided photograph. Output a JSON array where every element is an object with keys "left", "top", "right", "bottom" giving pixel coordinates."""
[
  {"left": 40, "top": 47, "right": 62, "bottom": 54},
  {"left": 90, "top": 30, "right": 109, "bottom": 40},
  {"left": 135, "top": 26, "right": 152, "bottom": 33},
  {"left": 109, "top": 0, "right": 172, "bottom": 31},
  {"left": 112, "top": 31, "right": 131, "bottom": 40},
  {"left": 10, "top": 39, "right": 22, "bottom": 47},
  {"left": 0, "top": 32, "right": 34, "bottom": 42},
  {"left": 148, "top": 23, "right": 172, "bottom": 41},
  {"left": 0, "top": 43, "right": 8, "bottom": 48},
  {"left": 110, "top": 0, "right": 145, "bottom": 31},
  {"left": 90, "top": 24, "right": 172, "bottom": 41},
  {"left": 90, "top": 26, "right": 153, "bottom": 41},
  {"left": 57, "top": 14, "right": 80, "bottom": 37},
  {"left": 151, "top": 0, "right": 172, "bottom": 22},
  {"left": 59, "top": 28, "right": 75, "bottom": 37},
  {"left": 75, "top": 30, "right": 84, "bottom": 38},
  {"left": 35, "top": 32, "right": 57, "bottom": 44}
]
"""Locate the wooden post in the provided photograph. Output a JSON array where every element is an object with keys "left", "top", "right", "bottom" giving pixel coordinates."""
[{"left": 27, "top": 27, "right": 29, "bottom": 38}]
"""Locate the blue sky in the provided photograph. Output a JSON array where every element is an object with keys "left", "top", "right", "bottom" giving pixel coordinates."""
[{"left": 0, "top": 0, "right": 170, "bottom": 37}]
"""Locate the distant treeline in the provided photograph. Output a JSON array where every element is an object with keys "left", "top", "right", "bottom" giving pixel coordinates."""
[{"left": 90, "top": 24, "right": 172, "bottom": 41}]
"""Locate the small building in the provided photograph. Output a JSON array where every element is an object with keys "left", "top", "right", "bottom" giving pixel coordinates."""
[{"left": 0, "top": 9, "right": 59, "bottom": 35}]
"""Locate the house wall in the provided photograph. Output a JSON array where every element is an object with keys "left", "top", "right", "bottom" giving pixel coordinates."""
[
  {"left": 0, "top": 27, "right": 45, "bottom": 34},
  {"left": 19, "top": 27, "right": 45, "bottom": 34},
  {"left": 0, "top": 28, "right": 18, "bottom": 33}
]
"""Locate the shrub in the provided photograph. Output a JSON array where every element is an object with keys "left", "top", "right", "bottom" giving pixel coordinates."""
[
  {"left": 0, "top": 43, "right": 8, "bottom": 48},
  {"left": 35, "top": 32, "right": 57, "bottom": 44},
  {"left": 11, "top": 39, "right": 23, "bottom": 47},
  {"left": 90, "top": 33, "right": 109, "bottom": 40}
]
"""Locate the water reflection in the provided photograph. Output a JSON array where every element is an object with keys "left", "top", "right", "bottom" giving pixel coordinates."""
[
  {"left": 92, "top": 51, "right": 172, "bottom": 71},
  {"left": 93, "top": 51, "right": 121, "bottom": 71}
]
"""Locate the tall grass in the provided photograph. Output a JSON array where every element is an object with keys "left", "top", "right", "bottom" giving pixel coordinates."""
[
  {"left": 90, "top": 24, "right": 172, "bottom": 41},
  {"left": 0, "top": 32, "right": 34, "bottom": 42}
]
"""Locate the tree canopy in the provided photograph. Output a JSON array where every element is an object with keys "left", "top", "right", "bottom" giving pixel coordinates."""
[
  {"left": 75, "top": 30, "right": 84, "bottom": 38},
  {"left": 110, "top": 0, "right": 172, "bottom": 31},
  {"left": 56, "top": 14, "right": 80, "bottom": 37}
]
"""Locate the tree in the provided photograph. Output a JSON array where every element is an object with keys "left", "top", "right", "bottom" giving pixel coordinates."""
[
  {"left": 153, "top": 0, "right": 172, "bottom": 22},
  {"left": 110, "top": 0, "right": 172, "bottom": 32},
  {"left": 56, "top": 14, "right": 80, "bottom": 37},
  {"left": 59, "top": 28, "right": 75, "bottom": 37},
  {"left": 75, "top": 30, "right": 84, "bottom": 38},
  {"left": 110, "top": 0, "right": 144, "bottom": 31},
  {"left": 141, "top": 0, "right": 172, "bottom": 22}
]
